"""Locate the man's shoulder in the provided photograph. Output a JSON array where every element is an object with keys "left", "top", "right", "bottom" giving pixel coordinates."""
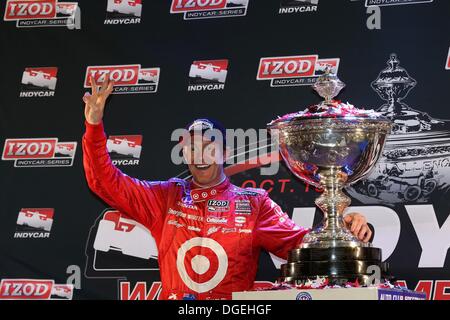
[
  {"left": 229, "top": 185, "right": 272, "bottom": 217},
  {"left": 229, "top": 184, "right": 268, "bottom": 198},
  {"left": 167, "top": 177, "right": 189, "bottom": 186},
  {"left": 143, "top": 177, "right": 188, "bottom": 190}
]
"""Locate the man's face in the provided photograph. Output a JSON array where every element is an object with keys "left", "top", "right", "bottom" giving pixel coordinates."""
[{"left": 183, "top": 134, "right": 225, "bottom": 185}]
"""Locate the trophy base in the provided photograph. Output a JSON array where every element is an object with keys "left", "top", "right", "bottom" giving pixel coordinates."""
[
  {"left": 288, "top": 246, "right": 381, "bottom": 261},
  {"left": 300, "top": 225, "right": 368, "bottom": 249},
  {"left": 276, "top": 274, "right": 391, "bottom": 287},
  {"left": 279, "top": 246, "right": 391, "bottom": 286}
]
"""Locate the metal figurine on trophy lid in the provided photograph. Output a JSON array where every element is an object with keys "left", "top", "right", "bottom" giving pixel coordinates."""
[{"left": 268, "top": 67, "right": 393, "bottom": 287}]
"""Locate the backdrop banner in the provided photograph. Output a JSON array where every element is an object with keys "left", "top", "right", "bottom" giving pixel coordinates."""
[{"left": 1, "top": 0, "right": 450, "bottom": 300}]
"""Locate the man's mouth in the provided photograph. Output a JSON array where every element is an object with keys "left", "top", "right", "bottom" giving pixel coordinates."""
[{"left": 194, "top": 164, "right": 211, "bottom": 170}]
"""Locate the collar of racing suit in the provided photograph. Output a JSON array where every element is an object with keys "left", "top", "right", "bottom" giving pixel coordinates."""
[{"left": 189, "top": 176, "right": 231, "bottom": 202}]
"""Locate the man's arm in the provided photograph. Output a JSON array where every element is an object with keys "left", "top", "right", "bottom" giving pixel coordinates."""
[
  {"left": 254, "top": 193, "right": 310, "bottom": 260},
  {"left": 255, "top": 193, "right": 374, "bottom": 260},
  {"left": 81, "top": 76, "right": 166, "bottom": 232},
  {"left": 82, "top": 120, "right": 167, "bottom": 232}
]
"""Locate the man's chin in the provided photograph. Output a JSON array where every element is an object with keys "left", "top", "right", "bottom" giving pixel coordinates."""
[
  {"left": 192, "top": 171, "right": 216, "bottom": 185},
  {"left": 193, "top": 176, "right": 213, "bottom": 185}
]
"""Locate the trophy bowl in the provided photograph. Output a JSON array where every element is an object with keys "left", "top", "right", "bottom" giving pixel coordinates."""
[
  {"left": 268, "top": 69, "right": 393, "bottom": 284},
  {"left": 270, "top": 116, "right": 392, "bottom": 248}
]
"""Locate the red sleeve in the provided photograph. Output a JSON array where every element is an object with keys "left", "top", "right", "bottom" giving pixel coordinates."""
[
  {"left": 82, "top": 120, "right": 167, "bottom": 233},
  {"left": 255, "top": 192, "right": 310, "bottom": 260}
]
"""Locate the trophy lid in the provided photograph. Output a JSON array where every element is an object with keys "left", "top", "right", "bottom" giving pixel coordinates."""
[
  {"left": 268, "top": 68, "right": 389, "bottom": 127},
  {"left": 312, "top": 67, "right": 345, "bottom": 104}
]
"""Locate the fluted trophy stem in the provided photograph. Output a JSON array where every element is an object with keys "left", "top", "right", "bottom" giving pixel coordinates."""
[
  {"left": 316, "top": 187, "right": 349, "bottom": 232},
  {"left": 317, "top": 168, "right": 349, "bottom": 231},
  {"left": 300, "top": 168, "right": 364, "bottom": 248}
]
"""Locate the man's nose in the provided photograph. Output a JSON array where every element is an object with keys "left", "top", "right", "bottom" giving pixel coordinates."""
[{"left": 193, "top": 150, "right": 204, "bottom": 164}]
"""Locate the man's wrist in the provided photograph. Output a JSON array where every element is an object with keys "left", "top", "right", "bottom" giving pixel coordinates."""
[{"left": 84, "top": 119, "right": 106, "bottom": 141}]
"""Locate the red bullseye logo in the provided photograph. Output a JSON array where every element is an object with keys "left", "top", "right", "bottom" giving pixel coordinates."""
[{"left": 176, "top": 237, "right": 228, "bottom": 293}]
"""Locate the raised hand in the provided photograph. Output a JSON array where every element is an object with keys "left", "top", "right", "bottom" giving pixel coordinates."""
[{"left": 83, "top": 75, "right": 114, "bottom": 125}]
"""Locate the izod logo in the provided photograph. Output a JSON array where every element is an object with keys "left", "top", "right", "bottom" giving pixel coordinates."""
[
  {"left": 4, "top": 0, "right": 57, "bottom": 21},
  {"left": 257, "top": 55, "right": 340, "bottom": 87},
  {"left": 84, "top": 64, "right": 160, "bottom": 94},
  {"left": 170, "top": 0, "right": 249, "bottom": 20},
  {"left": 2, "top": 138, "right": 77, "bottom": 167},
  {"left": 257, "top": 55, "right": 317, "bottom": 79},
  {"left": 208, "top": 200, "right": 229, "bottom": 207},
  {"left": 207, "top": 200, "right": 230, "bottom": 212},
  {"left": 0, "top": 279, "right": 54, "bottom": 300},
  {"left": 4, "top": 0, "right": 80, "bottom": 29}
]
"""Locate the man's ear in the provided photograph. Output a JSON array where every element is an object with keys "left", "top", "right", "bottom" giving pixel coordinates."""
[
  {"left": 181, "top": 146, "right": 189, "bottom": 165},
  {"left": 224, "top": 146, "right": 232, "bottom": 165}
]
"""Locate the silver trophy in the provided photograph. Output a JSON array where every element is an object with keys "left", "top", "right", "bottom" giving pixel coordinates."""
[{"left": 268, "top": 69, "right": 393, "bottom": 284}]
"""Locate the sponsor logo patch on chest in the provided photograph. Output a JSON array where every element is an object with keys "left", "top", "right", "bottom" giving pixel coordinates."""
[
  {"left": 168, "top": 208, "right": 203, "bottom": 222},
  {"left": 235, "top": 199, "right": 252, "bottom": 214},
  {"left": 206, "top": 216, "right": 228, "bottom": 224},
  {"left": 235, "top": 216, "right": 246, "bottom": 224},
  {"left": 207, "top": 226, "right": 221, "bottom": 236},
  {"left": 207, "top": 200, "right": 230, "bottom": 212},
  {"left": 221, "top": 227, "right": 237, "bottom": 234}
]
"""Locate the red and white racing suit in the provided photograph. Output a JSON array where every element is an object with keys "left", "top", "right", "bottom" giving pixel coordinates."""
[{"left": 82, "top": 120, "right": 310, "bottom": 300}]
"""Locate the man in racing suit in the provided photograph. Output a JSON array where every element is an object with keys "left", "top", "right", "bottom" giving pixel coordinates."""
[{"left": 82, "top": 77, "right": 373, "bottom": 300}]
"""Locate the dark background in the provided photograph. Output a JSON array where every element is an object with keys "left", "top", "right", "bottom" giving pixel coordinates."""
[{"left": 1, "top": 0, "right": 450, "bottom": 299}]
